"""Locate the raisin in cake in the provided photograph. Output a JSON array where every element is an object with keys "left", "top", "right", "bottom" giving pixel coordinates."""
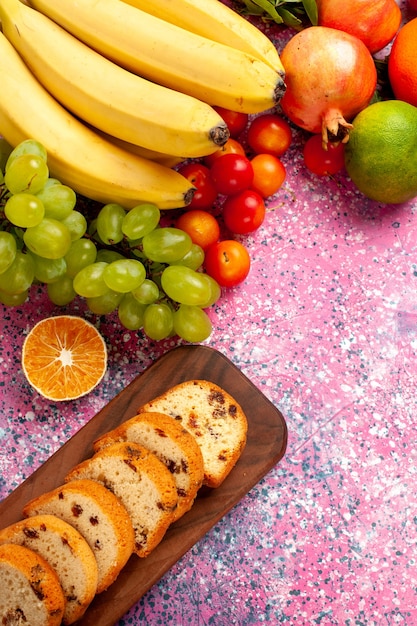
[
  {"left": 137, "top": 380, "right": 248, "bottom": 488},
  {"left": 0, "top": 543, "right": 65, "bottom": 626},
  {"left": 0, "top": 514, "right": 98, "bottom": 625},
  {"left": 23, "top": 479, "right": 135, "bottom": 593},
  {"left": 94, "top": 412, "right": 204, "bottom": 521},
  {"left": 65, "top": 442, "right": 178, "bottom": 557}
]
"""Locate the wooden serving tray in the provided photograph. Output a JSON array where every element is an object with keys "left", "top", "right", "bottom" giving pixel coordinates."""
[{"left": 0, "top": 345, "right": 287, "bottom": 625}]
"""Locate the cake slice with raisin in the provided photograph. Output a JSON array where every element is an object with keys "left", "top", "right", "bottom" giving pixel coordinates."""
[
  {"left": 137, "top": 380, "right": 248, "bottom": 488},
  {"left": 23, "top": 478, "right": 135, "bottom": 593},
  {"left": 93, "top": 412, "right": 204, "bottom": 521},
  {"left": 0, "top": 514, "right": 98, "bottom": 625},
  {"left": 65, "top": 442, "right": 178, "bottom": 557},
  {"left": 0, "top": 543, "right": 65, "bottom": 626}
]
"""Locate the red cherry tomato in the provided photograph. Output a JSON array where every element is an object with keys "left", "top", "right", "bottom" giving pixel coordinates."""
[
  {"left": 212, "top": 106, "right": 249, "bottom": 138},
  {"left": 247, "top": 113, "right": 292, "bottom": 156},
  {"left": 177, "top": 162, "right": 217, "bottom": 209},
  {"left": 204, "top": 138, "right": 246, "bottom": 167},
  {"left": 250, "top": 153, "right": 286, "bottom": 198},
  {"left": 175, "top": 209, "right": 220, "bottom": 251},
  {"left": 222, "top": 190, "right": 266, "bottom": 235},
  {"left": 209, "top": 153, "right": 254, "bottom": 195},
  {"left": 204, "top": 240, "right": 251, "bottom": 287},
  {"left": 303, "top": 134, "right": 345, "bottom": 176}
]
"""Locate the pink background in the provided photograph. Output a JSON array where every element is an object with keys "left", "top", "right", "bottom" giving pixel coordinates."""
[{"left": 1, "top": 2, "right": 417, "bottom": 624}]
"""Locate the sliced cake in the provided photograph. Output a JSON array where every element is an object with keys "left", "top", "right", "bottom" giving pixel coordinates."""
[
  {"left": 137, "top": 379, "right": 248, "bottom": 488},
  {"left": 0, "top": 543, "right": 65, "bottom": 626},
  {"left": 65, "top": 442, "right": 178, "bottom": 557},
  {"left": 23, "top": 479, "right": 135, "bottom": 593},
  {"left": 0, "top": 514, "right": 98, "bottom": 625},
  {"left": 93, "top": 412, "right": 204, "bottom": 521}
]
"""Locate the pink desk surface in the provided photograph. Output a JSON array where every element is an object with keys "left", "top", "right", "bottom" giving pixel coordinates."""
[{"left": 2, "top": 5, "right": 417, "bottom": 625}]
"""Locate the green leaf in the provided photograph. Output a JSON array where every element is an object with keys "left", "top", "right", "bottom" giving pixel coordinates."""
[
  {"left": 276, "top": 7, "right": 303, "bottom": 28},
  {"left": 234, "top": 0, "right": 317, "bottom": 28},
  {"left": 238, "top": 0, "right": 267, "bottom": 16},
  {"left": 244, "top": 0, "right": 284, "bottom": 21},
  {"left": 302, "top": 0, "right": 318, "bottom": 25}
]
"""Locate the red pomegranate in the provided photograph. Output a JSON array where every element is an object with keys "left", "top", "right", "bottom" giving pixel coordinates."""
[{"left": 280, "top": 26, "right": 377, "bottom": 146}]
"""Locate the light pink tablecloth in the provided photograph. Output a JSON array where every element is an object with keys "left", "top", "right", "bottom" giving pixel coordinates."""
[{"left": 1, "top": 3, "right": 417, "bottom": 624}]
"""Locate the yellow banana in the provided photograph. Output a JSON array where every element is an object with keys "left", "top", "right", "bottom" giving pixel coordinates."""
[
  {"left": 121, "top": 0, "right": 285, "bottom": 76},
  {"left": 90, "top": 126, "right": 186, "bottom": 168},
  {"left": 28, "top": 0, "right": 286, "bottom": 114},
  {"left": 0, "top": 33, "right": 194, "bottom": 210},
  {"left": 0, "top": 0, "right": 229, "bottom": 159}
]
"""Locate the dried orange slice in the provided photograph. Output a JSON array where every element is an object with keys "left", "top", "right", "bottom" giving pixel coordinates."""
[{"left": 22, "top": 315, "right": 107, "bottom": 401}]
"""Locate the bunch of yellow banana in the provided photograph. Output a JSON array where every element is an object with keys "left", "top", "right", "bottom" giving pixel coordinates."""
[
  {"left": 0, "top": 0, "right": 286, "bottom": 209},
  {"left": 0, "top": 34, "right": 195, "bottom": 209}
]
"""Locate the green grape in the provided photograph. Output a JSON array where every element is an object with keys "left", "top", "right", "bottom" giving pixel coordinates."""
[
  {"left": 5, "top": 139, "right": 47, "bottom": 169},
  {"left": 88, "top": 217, "right": 99, "bottom": 237},
  {"left": 118, "top": 292, "right": 147, "bottom": 330},
  {"left": 96, "top": 249, "right": 125, "bottom": 264},
  {"left": 161, "top": 265, "right": 211, "bottom": 306},
  {"left": 142, "top": 227, "right": 192, "bottom": 263},
  {"left": 103, "top": 258, "right": 146, "bottom": 293},
  {"left": 142, "top": 302, "right": 174, "bottom": 340},
  {"left": 0, "top": 288, "right": 29, "bottom": 306},
  {"left": 43, "top": 178, "right": 61, "bottom": 187},
  {"left": 0, "top": 137, "right": 13, "bottom": 173},
  {"left": 173, "top": 304, "right": 212, "bottom": 342},
  {"left": 199, "top": 274, "right": 221, "bottom": 308},
  {"left": 0, "top": 250, "right": 35, "bottom": 294},
  {"left": 36, "top": 183, "right": 76, "bottom": 220},
  {"left": 86, "top": 289, "right": 123, "bottom": 315},
  {"left": 24, "top": 218, "right": 72, "bottom": 259},
  {"left": 96, "top": 203, "right": 126, "bottom": 245},
  {"left": 64, "top": 238, "right": 97, "bottom": 278},
  {"left": 4, "top": 193, "right": 45, "bottom": 228},
  {"left": 4, "top": 154, "right": 49, "bottom": 194},
  {"left": 73, "top": 261, "right": 109, "bottom": 297},
  {"left": 171, "top": 243, "right": 205, "bottom": 270},
  {"left": 29, "top": 253, "right": 67, "bottom": 284},
  {"left": 0, "top": 231, "right": 17, "bottom": 274},
  {"left": 122, "top": 203, "right": 160, "bottom": 240},
  {"left": 61, "top": 210, "right": 87, "bottom": 241},
  {"left": 132, "top": 278, "right": 160, "bottom": 304},
  {"left": 47, "top": 275, "right": 76, "bottom": 306}
]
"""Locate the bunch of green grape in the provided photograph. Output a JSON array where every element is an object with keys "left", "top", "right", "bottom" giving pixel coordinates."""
[{"left": 0, "top": 138, "right": 220, "bottom": 342}]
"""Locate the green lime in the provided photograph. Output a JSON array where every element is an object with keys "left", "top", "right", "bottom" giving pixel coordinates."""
[{"left": 344, "top": 100, "right": 417, "bottom": 204}]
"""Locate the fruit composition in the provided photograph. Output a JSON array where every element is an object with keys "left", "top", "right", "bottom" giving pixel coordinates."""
[{"left": 1, "top": 0, "right": 417, "bottom": 353}]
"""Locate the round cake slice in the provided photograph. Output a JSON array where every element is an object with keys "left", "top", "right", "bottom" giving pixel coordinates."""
[
  {"left": 0, "top": 543, "right": 65, "bottom": 626},
  {"left": 0, "top": 514, "right": 98, "bottom": 625},
  {"left": 23, "top": 479, "right": 135, "bottom": 593},
  {"left": 65, "top": 441, "right": 178, "bottom": 557},
  {"left": 137, "top": 379, "right": 248, "bottom": 488},
  {"left": 93, "top": 412, "right": 204, "bottom": 521}
]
